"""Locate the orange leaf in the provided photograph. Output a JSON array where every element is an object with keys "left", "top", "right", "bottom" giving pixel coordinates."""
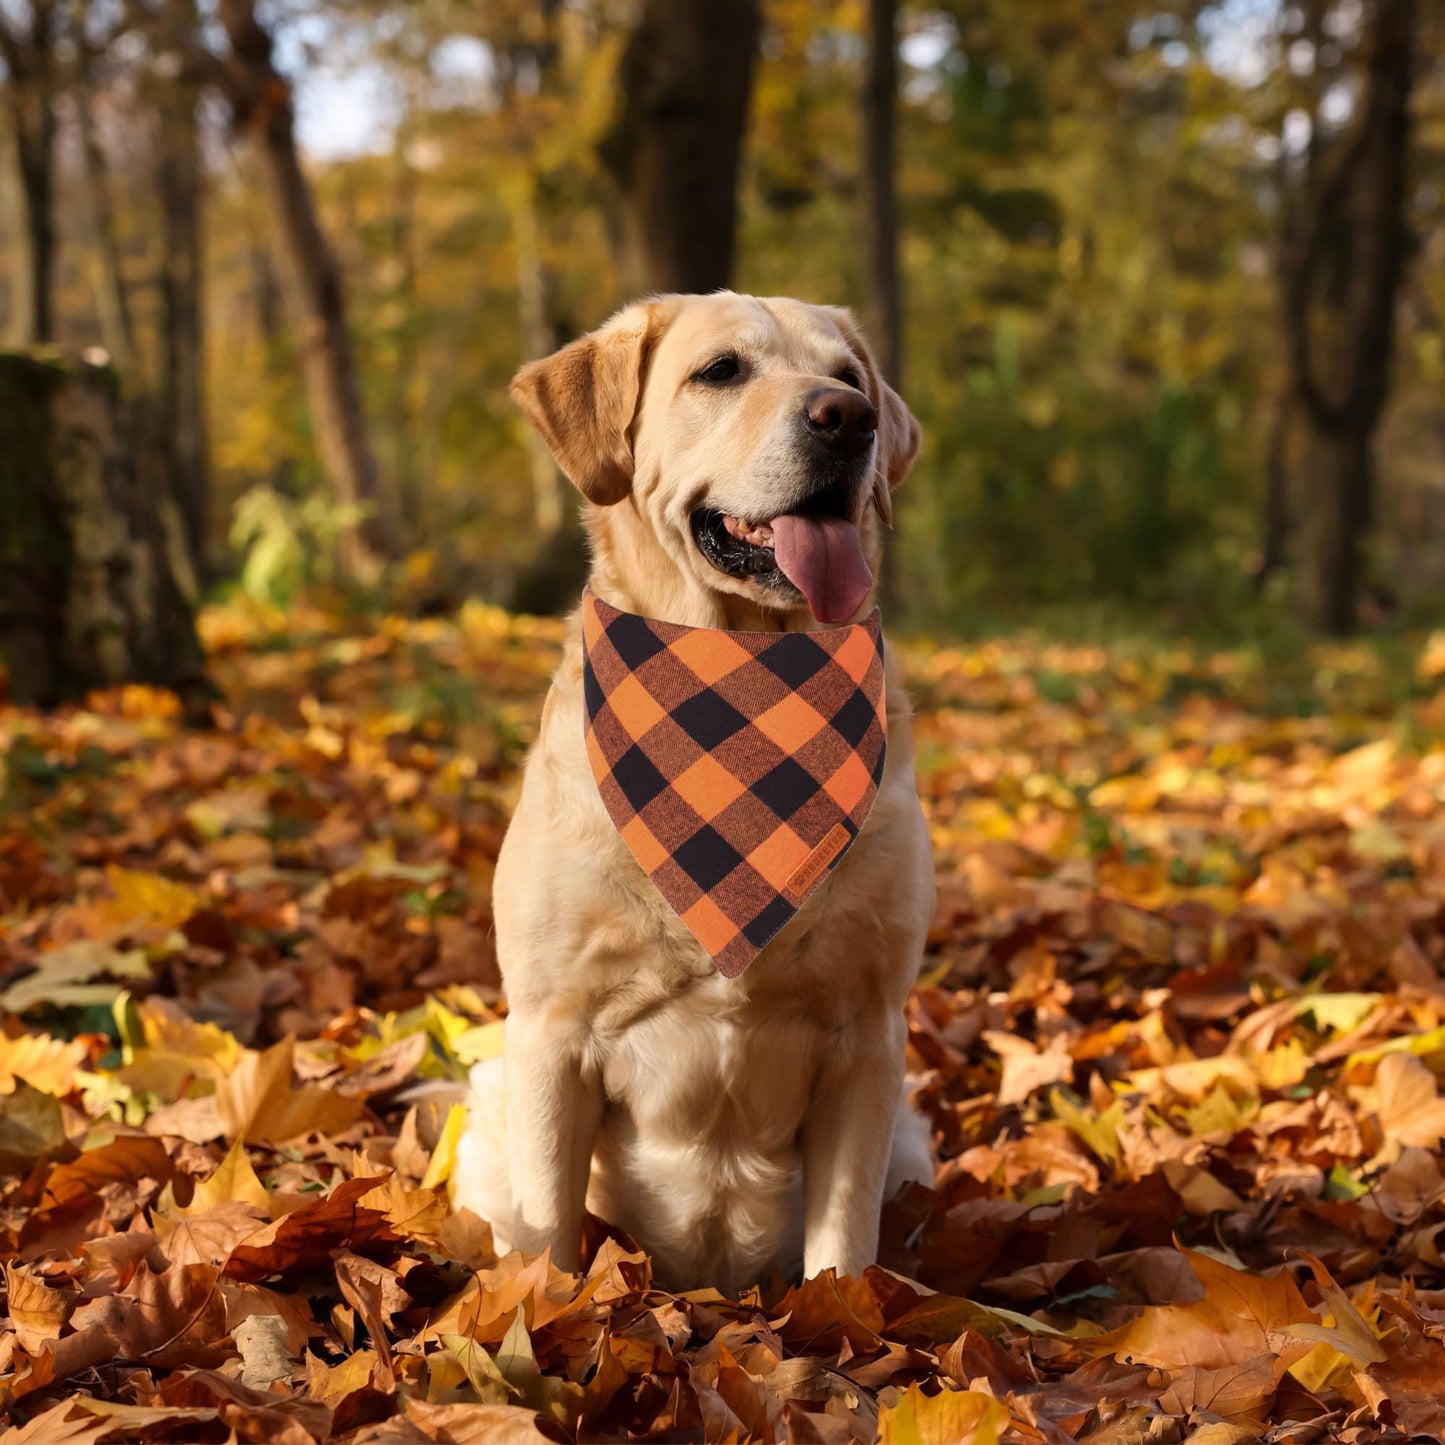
[
  {"left": 221, "top": 1174, "right": 396, "bottom": 1282},
  {"left": 0, "top": 1033, "right": 86, "bottom": 1096},
  {"left": 214, "top": 1036, "right": 362, "bottom": 1144},
  {"left": 1092, "top": 1249, "right": 1314, "bottom": 1377},
  {"left": 3, "top": 1263, "right": 75, "bottom": 1352}
]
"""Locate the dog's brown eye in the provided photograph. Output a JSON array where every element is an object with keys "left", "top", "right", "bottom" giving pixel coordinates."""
[
  {"left": 695, "top": 356, "right": 741, "bottom": 385},
  {"left": 837, "top": 368, "right": 863, "bottom": 391}
]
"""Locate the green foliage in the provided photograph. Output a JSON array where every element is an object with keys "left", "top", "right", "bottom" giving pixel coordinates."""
[{"left": 229, "top": 484, "right": 372, "bottom": 604}]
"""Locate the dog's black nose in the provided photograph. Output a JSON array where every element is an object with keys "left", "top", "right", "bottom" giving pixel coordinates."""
[{"left": 803, "top": 387, "right": 877, "bottom": 450}]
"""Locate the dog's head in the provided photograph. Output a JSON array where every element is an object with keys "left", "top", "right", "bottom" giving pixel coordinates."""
[{"left": 511, "top": 292, "right": 921, "bottom": 626}]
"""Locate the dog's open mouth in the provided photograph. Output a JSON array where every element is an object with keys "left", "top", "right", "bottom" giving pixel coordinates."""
[{"left": 690, "top": 491, "right": 874, "bottom": 625}]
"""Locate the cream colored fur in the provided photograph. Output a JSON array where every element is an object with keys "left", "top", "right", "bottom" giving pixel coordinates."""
[{"left": 451, "top": 292, "right": 934, "bottom": 1293}]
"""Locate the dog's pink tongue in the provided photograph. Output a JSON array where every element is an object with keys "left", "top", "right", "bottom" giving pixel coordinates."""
[{"left": 771, "top": 514, "right": 873, "bottom": 624}]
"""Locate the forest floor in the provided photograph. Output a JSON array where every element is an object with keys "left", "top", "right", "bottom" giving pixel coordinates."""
[{"left": 3, "top": 598, "right": 1445, "bottom": 1444}]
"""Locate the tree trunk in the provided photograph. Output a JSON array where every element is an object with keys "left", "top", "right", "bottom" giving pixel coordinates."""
[
  {"left": 1254, "top": 388, "right": 1292, "bottom": 591},
  {"left": 0, "top": 3, "right": 58, "bottom": 346},
  {"left": 1283, "top": 0, "right": 1416, "bottom": 634},
  {"left": 10, "top": 110, "right": 56, "bottom": 345},
  {"left": 73, "top": 20, "right": 134, "bottom": 371},
  {"left": 601, "top": 0, "right": 761, "bottom": 294},
  {"left": 862, "top": 0, "right": 904, "bottom": 615},
  {"left": 155, "top": 6, "right": 209, "bottom": 574},
  {"left": 390, "top": 115, "right": 419, "bottom": 535},
  {"left": 1297, "top": 423, "right": 1372, "bottom": 634},
  {"left": 217, "top": 0, "right": 388, "bottom": 582},
  {"left": 497, "top": 9, "right": 587, "bottom": 615},
  {"left": 76, "top": 97, "right": 133, "bottom": 369},
  {"left": 0, "top": 352, "right": 207, "bottom": 707},
  {"left": 862, "top": 0, "right": 902, "bottom": 389}
]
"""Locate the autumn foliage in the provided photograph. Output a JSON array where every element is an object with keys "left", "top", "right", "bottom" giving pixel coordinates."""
[{"left": 4, "top": 601, "right": 1445, "bottom": 1442}]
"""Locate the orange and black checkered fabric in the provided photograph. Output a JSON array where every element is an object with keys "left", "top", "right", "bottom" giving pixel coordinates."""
[{"left": 582, "top": 588, "right": 887, "bottom": 977}]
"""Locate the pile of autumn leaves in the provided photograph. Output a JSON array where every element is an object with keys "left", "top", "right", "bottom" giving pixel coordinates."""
[{"left": 4, "top": 601, "right": 1445, "bottom": 1443}]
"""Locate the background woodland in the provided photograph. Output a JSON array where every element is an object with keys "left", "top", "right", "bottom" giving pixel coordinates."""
[{"left": 2, "top": 0, "right": 1443, "bottom": 644}]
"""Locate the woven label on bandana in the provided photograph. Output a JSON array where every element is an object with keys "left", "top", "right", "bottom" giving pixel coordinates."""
[{"left": 581, "top": 588, "right": 887, "bottom": 977}]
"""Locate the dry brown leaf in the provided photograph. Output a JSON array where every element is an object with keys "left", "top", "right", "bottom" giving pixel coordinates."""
[
  {"left": 402, "top": 1398, "right": 557, "bottom": 1444},
  {"left": 0, "top": 1399, "right": 219, "bottom": 1445},
  {"left": 426, "top": 1250, "right": 589, "bottom": 1346},
  {"left": 1362, "top": 1298, "right": 1445, "bottom": 1439},
  {"left": 1373, "top": 1052, "right": 1445, "bottom": 1151},
  {"left": 155, "top": 1199, "right": 270, "bottom": 1268},
  {"left": 1154, "top": 1353, "right": 1278, "bottom": 1421},
  {"left": 215, "top": 1036, "right": 363, "bottom": 1145},
  {"left": 48, "top": 1260, "right": 229, "bottom": 1384},
  {"left": 233, "top": 1311, "right": 295, "bottom": 1388},
  {"left": 359, "top": 1174, "right": 450, "bottom": 1242},
  {"left": 3, "top": 1262, "right": 75, "bottom": 1351},
  {"left": 152, "top": 1366, "right": 332, "bottom": 1441},
  {"left": 983, "top": 1030, "right": 1075, "bottom": 1107},
  {"left": 39, "top": 1132, "right": 176, "bottom": 1210},
  {"left": 1092, "top": 1250, "right": 1314, "bottom": 1377},
  {"left": 221, "top": 1174, "right": 395, "bottom": 1282}
]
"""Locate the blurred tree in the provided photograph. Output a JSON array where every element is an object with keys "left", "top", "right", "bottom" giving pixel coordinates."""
[
  {"left": 862, "top": 0, "right": 901, "bottom": 389},
  {"left": 152, "top": 0, "right": 209, "bottom": 573},
  {"left": 215, "top": 0, "right": 388, "bottom": 581},
  {"left": 0, "top": 0, "right": 58, "bottom": 345},
  {"left": 70, "top": 2, "right": 134, "bottom": 371},
  {"left": 134, "top": 0, "right": 391, "bottom": 581},
  {"left": 491, "top": 1, "right": 569, "bottom": 546},
  {"left": 862, "top": 0, "right": 1270, "bottom": 622},
  {"left": 490, "top": 0, "right": 574, "bottom": 582},
  {"left": 602, "top": 0, "right": 761, "bottom": 293},
  {"left": 862, "top": 0, "right": 903, "bottom": 612},
  {"left": 1282, "top": 0, "right": 1419, "bottom": 634}
]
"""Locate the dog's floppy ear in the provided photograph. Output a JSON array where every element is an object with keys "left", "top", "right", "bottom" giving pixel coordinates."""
[
  {"left": 823, "top": 308, "right": 922, "bottom": 527},
  {"left": 510, "top": 300, "right": 676, "bottom": 506}
]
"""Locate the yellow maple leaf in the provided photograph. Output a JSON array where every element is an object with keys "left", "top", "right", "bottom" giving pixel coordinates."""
[
  {"left": 0, "top": 1032, "right": 86, "bottom": 1096},
  {"left": 878, "top": 1385, "right": 1009, "bottom": 1445},
  {"left": 103, "top": 866, "right": 201, "bottom": 931},
  {"left": 215, "top": 1037, "right": 362, "bottom": 1145},
  {"left": 184, "top": 1138, "right": 271, "bottom": 1215}
]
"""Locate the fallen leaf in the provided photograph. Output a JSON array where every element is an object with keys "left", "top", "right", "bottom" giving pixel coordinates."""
[
  {"left": 0, "top": 1081, "right": 66, "bottom": 1171},
  {"left": 984, "top": 1031, "right": 1074, "bottom": 1106},
  {"left": 0, "top": 1032, "right": 87, "bottom": 1095},
  {"left": 877, "top": 1384, "right": 1009, "bottom": 1445},
  {"left": 1373, "top": 1052, "right": 1445, "bottom": 1151},
  {"left": 233, "top": 1311, "right": 295, "bottom": 1388},
  {"left": 222, "top": 1175, "right": 395, "bottom": 1282},
  {"left": 1092, "top": 1249, "right": 1313, "bottom": 1377},
  {"left": 3, "top": 1262, "right": 75, "bottom": 1351},
  {"left": 215, "top": 1036, "right": 363, "bottom": 1144}
]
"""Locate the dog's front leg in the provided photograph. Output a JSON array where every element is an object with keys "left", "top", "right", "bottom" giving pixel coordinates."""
[
  {"left": 800, "top": 1018, "right": 906, "bottom": 1279},
  {"left": 504, "top": 1009, "right": 601, "bottom": 1271}
]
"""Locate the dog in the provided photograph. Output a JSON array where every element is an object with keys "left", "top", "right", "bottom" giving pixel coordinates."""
[{"left": 452, "top": 292, "right": 934, "bottom": 1294}]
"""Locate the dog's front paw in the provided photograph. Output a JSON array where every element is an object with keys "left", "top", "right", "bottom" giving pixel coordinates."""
[{"left": 450, "top": 1059, "right": 514, "bottom": 1251}]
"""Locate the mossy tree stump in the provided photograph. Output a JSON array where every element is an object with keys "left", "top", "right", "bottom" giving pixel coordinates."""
[{"left": 0, "top": 351, "right": 207, "bottom": 707}]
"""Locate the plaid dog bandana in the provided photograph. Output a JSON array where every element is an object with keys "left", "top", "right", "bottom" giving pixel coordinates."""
[{"left": 581, "top": 588, "right": 887, "bottom": 976}]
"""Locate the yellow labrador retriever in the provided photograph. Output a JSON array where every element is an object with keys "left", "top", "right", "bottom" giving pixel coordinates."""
[{"left": 453, "top": 292, "right": 934, "bottom": 1293}]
